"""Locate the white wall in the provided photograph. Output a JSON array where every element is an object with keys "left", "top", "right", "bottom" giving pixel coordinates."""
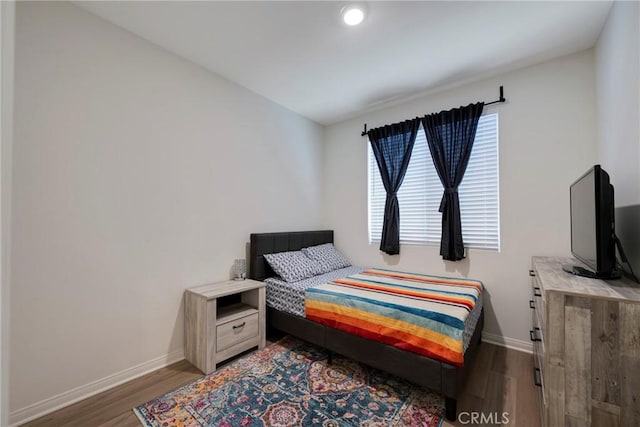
[
  {"left": 11, "top": 1, "right": 323, "bottom": 422},
  {"left": 595, "top": 0, "right": 640, "bottom": 206},
  {"left": 595, "top": 0, "right": 640, "bottom": 276},
  {"left": 1, "top": 2, "right": 16, "bottom": 425},
  {"left": 323, "top": 50, "right": 597, "bottom": 348}
]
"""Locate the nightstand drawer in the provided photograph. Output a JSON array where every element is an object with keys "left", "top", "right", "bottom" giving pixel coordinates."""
[{"left": 216, "top": 312, "right": 259, "bottom": 351}]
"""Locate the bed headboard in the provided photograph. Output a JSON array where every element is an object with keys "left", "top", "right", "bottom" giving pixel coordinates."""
[{"left": 249, "top": 230, "right": 334, "bottom": 281}]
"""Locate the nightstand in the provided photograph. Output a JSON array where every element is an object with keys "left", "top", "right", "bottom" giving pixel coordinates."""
[{"left": 184, "top": 278, "right": 266, "bottom": 374}]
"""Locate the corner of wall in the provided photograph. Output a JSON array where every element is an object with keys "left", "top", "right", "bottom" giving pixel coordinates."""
[{"left": 1, "top": 1, "right": 15, "bottom": 426}]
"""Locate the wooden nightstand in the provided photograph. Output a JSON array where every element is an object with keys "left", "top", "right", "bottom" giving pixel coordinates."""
[{"left": 184, "top": 279, "right": 265, "bottom": 374}]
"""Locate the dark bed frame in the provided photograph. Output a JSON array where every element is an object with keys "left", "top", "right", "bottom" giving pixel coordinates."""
[{"left": 249, "top": 230, "right": 484, "bottom": 421}]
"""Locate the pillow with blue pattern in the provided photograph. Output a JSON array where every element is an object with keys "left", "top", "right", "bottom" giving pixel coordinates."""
[
  {"left": 302, "top": 243, "right": 351, "bottom": 274},
  {"left": 263, "top": 250, "right": 323, "bottom": 283}
]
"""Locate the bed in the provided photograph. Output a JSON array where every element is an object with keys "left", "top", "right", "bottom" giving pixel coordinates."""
[{"left": 249, "top": 230, "right": 484, "bottom": 421}]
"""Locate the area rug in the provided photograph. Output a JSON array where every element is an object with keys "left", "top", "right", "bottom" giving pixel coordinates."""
[{"left": 134, "top": 336, "right": 444, "bottom": 426}]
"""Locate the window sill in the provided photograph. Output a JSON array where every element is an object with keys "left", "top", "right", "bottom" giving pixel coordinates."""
[{"left": 369, "top": 240, "right": 500, "bottom": 253}]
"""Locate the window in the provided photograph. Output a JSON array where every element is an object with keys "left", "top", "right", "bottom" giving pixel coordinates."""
[{"left": 368, "top": 113, "right": 500, "bottom": 251}]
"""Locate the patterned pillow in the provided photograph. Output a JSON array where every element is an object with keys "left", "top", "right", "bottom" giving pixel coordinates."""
[
  {"left": 301, "top": 243, "right": 351, "bottom": 274},
  {"left": 263, "top": 251, "right": 323, "bottom": 283}
]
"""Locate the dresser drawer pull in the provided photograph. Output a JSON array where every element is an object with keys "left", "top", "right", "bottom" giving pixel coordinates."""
[
  {"left": 530, "top": 328, "right": 542, "bottom": 342},
  {"left": 232, "top": 322, "right": 246, "bottom": 330},
  {"left": 529, "top": 300, "right": 535, "bottom": 309},
  {"left": 533, "top": 287, "right": 542, "bottom": 297},
  {"left": 529, "top": 269, "right": 536, "bottom": 277},
  {"left": 533, "top": 367, "right": 542, "bottom": 387}
]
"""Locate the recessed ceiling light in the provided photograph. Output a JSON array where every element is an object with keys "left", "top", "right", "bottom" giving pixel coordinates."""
[{"left": 341, "top": 4, "right": 367, "bottom": 26}]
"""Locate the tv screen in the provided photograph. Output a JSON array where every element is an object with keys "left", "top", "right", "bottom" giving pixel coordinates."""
[
  {"left": 566, "top": 165, "right": 618, "bottom": 279},
  {"left": 570, "top": 169, "right": 597, "bottom": 268}
]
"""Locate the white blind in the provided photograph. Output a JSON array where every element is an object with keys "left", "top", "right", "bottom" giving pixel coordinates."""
[{"left": 368, "top": 113, "right": 500, "bottom": 251}]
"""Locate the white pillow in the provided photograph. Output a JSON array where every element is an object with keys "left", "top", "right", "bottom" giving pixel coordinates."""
[
  {"left": 263, "top": 250, "right": 323, "bottom": 283},
  {"left": 301, "top": 243, "right": 351, "bottom": 274}
]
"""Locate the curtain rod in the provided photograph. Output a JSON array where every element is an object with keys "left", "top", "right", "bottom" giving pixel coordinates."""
[{"left": 361, "top": 86, "right": 506, "bottom": 137}]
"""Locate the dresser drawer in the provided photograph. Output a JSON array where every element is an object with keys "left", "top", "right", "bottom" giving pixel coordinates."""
[
  {"left": 531, "top": 296, "right": 545, "bottom": 346},
  {"left": 530, "top": 271, "right": 546, "bottom": 331},
  {"left": 531, "top": 305, "right": 545, "bottom": 397},
  {"left": 216, "top": 312, "right": 259, "bottom": 352},
  {"left": 533, "top": 339, "right": 546, "bottom": 397}
]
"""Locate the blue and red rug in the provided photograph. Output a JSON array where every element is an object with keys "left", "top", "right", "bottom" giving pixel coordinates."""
[{"left": 134, "top": 336, "right": 444, "bottom": 426}]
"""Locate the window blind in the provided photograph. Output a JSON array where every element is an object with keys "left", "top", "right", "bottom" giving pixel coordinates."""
[{"left": 368, "top": 113, "right": 500, "bottom": 251}]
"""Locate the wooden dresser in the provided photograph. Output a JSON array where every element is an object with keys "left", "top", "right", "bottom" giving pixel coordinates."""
[{"left": 530, "top": 257, "right": 640, "bottom": 427}]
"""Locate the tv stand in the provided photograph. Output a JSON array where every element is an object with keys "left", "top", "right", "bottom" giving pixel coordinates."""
[{"left": 561, "top": 264, "right": 621, "bottom": 280}]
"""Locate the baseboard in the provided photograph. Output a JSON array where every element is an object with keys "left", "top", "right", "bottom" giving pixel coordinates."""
[
  {"left": 482, "top": 331, "right": 532, "bottom": 354},
  {"left": 9, "top": 348, "right": 185, "bottom": 426}
]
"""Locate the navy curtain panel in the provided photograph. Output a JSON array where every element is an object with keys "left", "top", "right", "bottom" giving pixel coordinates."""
[
  {"left": 421, "top": 102, "right": 484, "bottom": 261},
  {"left": 368, "top": 119, "right": 420, "bottom": 255}
]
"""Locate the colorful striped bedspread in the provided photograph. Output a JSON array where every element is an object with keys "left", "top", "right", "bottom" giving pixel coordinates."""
[{"left": 304, "top": 268, "right": 484, "bottom": 366}]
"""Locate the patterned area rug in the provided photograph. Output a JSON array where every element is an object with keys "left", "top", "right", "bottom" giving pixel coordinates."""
[{"left": 134, "top": 337, "right": 444, "bottom": 426}]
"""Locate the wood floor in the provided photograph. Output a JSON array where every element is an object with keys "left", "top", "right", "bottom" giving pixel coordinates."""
[
  {"left": 443, "top": 342, "right": 541, "bottom": 427},
  {"left": 24, "top": 341, "right": 541, "bottom": 427}
]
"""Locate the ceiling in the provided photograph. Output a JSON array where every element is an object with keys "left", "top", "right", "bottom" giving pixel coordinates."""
[{"left": 74, "top": 1, "right": 612, "bottom": 125}]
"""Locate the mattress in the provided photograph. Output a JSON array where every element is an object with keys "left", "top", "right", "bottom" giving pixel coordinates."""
[
  {"left": 266, "top": 267, "right": 483, "bottom": 353},
  {"left": 265, "top": 266, "right": 365, "bottom": 317},
  {"left": 306, "top": 269, "right": 483, "bottom": 365}
]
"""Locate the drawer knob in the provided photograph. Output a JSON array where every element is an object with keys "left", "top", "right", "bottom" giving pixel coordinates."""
[
  {"left": 529, "top": 300, "right": 535, "bottom": 309},
  {"left": 533, "top": 287, "right": 542, "bottom": 297},
  {"left": 232, "top": 322, "right": 246, "bottom": 330},
  {"left": 529, "top": 269, "right": 536, "bottom": 277}
]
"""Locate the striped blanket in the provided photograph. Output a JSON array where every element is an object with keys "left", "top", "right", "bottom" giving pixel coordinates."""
[{"left": 305, "top": 268, "right": 483, "bottom": 366}]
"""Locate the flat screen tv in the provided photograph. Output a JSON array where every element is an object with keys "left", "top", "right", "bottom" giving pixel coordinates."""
[{"left": 563, "top": 165, "right": 619, "bottom": 279}]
